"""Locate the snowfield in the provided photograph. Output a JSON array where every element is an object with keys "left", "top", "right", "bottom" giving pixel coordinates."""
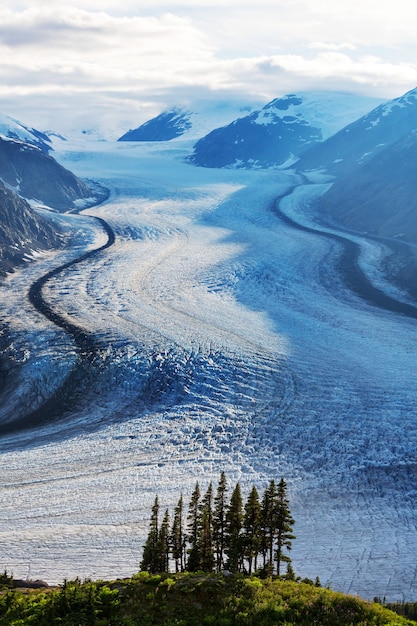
[{"left": 1, "top": 138, "right": 417, "bottom": 601}]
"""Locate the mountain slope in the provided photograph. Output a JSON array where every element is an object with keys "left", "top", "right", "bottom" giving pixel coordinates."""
[
  {"left": 118, "top": 108, "right": 193, "bottom": 142},
  {"left": 0, "top": 132, "right": 104, "bottom": 277},
  {"left": 0, "top": 111, "right": 52, "bottom": 153},
  {"left": 319, "top": 130, "right": 417, "bottom": 242},
  {"left": 297, "top": 86, "right": 417, "bottom": 175},
  {"left": 117, "top": 100, "right": 262, "bottom": 143},
  {"left": 188, "top": 92, "right": 383, "bottom": 169},
  {"left": 0, "top": 137, "right": 95, "bottom": 211},
  {"left": 0, "top": 181, "right": 65, "bottom": 277},
  {"left": 317, "top": 130, "right": 417, "bottom": 298},
  {"left": 189, "top": 95, "right": 322, "bottom": 168}
]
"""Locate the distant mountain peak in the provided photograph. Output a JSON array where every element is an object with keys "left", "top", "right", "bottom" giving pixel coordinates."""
[
  {"left": 0, "top": 112, "right": 52, "bottom": 153},
  {"left": 118, "top": 108, "right": 193, "bottom": 142},
  {"left": 263, "top": 94, "right": 303, "bottom": 111},
  {"left": 188, "top": 92, "right": 383, "bottom": 169},
  {"left": 117, "top": 99, "right": 262, "bottom": 143}
]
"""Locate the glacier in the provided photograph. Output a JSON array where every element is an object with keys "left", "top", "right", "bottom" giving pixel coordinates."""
[{"left": 0, "top": 137, "right": 416, "bottom": 601}]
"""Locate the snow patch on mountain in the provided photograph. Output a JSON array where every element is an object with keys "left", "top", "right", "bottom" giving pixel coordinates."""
[
  {"left": 118, "top": 108, "right": 193, "bottom": 142},
  {"left": 297, "top": 86, "right": 417, "bottom": 175},
  {"left": 0, "top": 111, "right": 52, "bottom": 153},
  {"left": 117, "top": 100, "right": 262, "bottom": 143},
  {"left": 188, "top": 92, "right": 384, "bottom": 169},
  {"left": 256, "top": 92, "right": 384, "bottom": 140}
]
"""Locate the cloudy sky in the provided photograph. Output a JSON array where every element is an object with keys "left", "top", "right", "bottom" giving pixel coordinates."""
[{"left": 1, "top": 0, "right": 417, "bottom": 135}]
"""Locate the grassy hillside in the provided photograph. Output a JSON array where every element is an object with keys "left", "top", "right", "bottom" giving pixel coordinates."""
[{"left": 1, "top": 572, "right": 415, "bottom": 625}]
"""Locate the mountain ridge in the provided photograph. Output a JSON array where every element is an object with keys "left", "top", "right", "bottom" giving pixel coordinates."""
[
  {"left": 187, "top": 92, "right": 385, "bottom": 169},
  {"left": 0, "top": 111, "right": 52, "bottom": 153},
  {"left": 297, "top": 86, "right": 417, "bottom": 175}
]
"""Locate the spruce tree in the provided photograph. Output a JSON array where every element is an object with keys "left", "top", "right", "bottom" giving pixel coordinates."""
[
  {"left": 186, "top": 482, "right": 201, "bottom": 571},
  {"left": 199, "top": 482, "right": 215, "bottom": 572},
  {"left": 158, "top": 508, "right": 170, "bottom": 572},
  {"left": 213, "top": 471, "right": 228, "bottom": 572},
  {"left": 261, "top": 480, "right": 278, "bottom": 575},
  {"left": 140, "top": 496, "right": 160, "bottom": 573},
  {"left": 225, "top": 482, "right": 243, "bottom": 573},
  {"left": 170, "top": 495, "right": 185, "bottom": 573},
  {"left": 139, "top": 474, "right": 296, "bottom": 577},
  {"left": 243, "top": 485, "right": 261, "bottom": 574},
  {"left": 275, "top": 477, "right": 295, "bottom": 576}
]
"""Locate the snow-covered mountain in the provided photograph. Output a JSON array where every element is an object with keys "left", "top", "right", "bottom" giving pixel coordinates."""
[
  {"left": 0, "top": 111, "right": 52, "bottom": 153},
  {"left": 297, "top": 86, "right": 417, "bottom": 175},
  {"left": 117, "top": 100, "right": 262, "bottom": 143},
  {"left": 118, "top": 108, "right": 193, "bottom": 142},
  {"left": 188, "top": 92, "right": 384, "bottom": 169},
  {"left": 0, "top": 112, "right": 98, "bottom": 210}
]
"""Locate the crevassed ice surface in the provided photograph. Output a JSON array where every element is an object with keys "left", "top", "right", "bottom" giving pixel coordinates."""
[{"left": 1, "top": 139, "right": 416, "bottom": 601}]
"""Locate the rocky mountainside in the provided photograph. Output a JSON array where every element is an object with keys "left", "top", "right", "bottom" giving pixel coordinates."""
[
  {"left": 0, "top": 181, "right": 65, "bottom": 277},
  {"left": 0, "top": 137, "right": 95, "bottom": 211},
  {"left": 0, "top": 128, "right": 103, "bottom": 277}
]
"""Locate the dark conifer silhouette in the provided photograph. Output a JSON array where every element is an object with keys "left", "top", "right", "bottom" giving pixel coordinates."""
[
  {"left": 275, "top": 478, "right": 296, "bottom": 575},
  {"left": 158, "top": 509, "right": 170, "bottom": 573},
  {"left": 213, "top": 471, "right": 228, "bottom": 571},
  {"left": 170, "top": 495, "right": 185, "bottom": 573},
  {"left": 243, "top": 485, "right": 261, "bottom": 574},
  {"left": 186, "top": 482, "right": 201, "bottom": 571},
  {"left": 140, "top": 496, "right": 160, "bottom": 573},
  {"left": 140, "top": 474, "right": 295, "bottom": 577},
  {"left": 225, "top": 482, "right": 244, "bottom": 572},
  {"left": 199, "top": 482, "right": 215, "bottom": 572}
]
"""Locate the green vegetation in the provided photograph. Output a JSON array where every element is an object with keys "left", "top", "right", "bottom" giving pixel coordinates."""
[
  {"left": 1, "top": 572, "right": 415, "bottom": 625},
  {"left": 141, "top": 474, "right": 295, "bottom": 577}
]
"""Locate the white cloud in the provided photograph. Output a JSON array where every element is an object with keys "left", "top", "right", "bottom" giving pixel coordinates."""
[
  {"left": 309, "top": 43, "right": 358, "bottom": 52},
  {"left": 0, "top": 2, "right": 416, "bottom": 133}
]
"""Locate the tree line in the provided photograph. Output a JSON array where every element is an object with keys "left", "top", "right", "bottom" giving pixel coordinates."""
[{"left": 140, "top": 473, "right": 295, "bottom": 577}]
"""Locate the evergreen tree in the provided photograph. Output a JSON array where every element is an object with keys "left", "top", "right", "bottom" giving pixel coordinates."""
[
  {"left": 285, "top": 562, "right": 296, "bottom": 581},
  {"left": 140, "top": 496, "right": 160, "bottom": 573},
  {"left": 199, "top": 482, "right": 215, "bottom": 572},
  {"left": 186, "top": 482, "right": 201, "bottom": 571},
  {"left": 275, "top": 477, "right": 295, "bottom": 576},
  {"left": 170, "top": 495, "right": 185, "bottom": 573},
  {"left": 213, "top": 471, "right": 228, "bottom": 572},
  {"left": 140, "top": 474, "right": 296, "bottom": 576},
  {"left": 225, "top": 482, "right": 243, "bottom": 573},
  {"left": 243, "top": 485, "right": 261, "bottom": 574},
  {"left": 158, "top": 508, "right": 170, "bottom": 572},
  {"left": 260, "top": 480, "right": 278, "bottom": 575}
]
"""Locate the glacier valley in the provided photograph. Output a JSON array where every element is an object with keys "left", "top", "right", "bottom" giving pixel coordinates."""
[{"left": 1, "top": 138, "right": 416, "bottom": 601}]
